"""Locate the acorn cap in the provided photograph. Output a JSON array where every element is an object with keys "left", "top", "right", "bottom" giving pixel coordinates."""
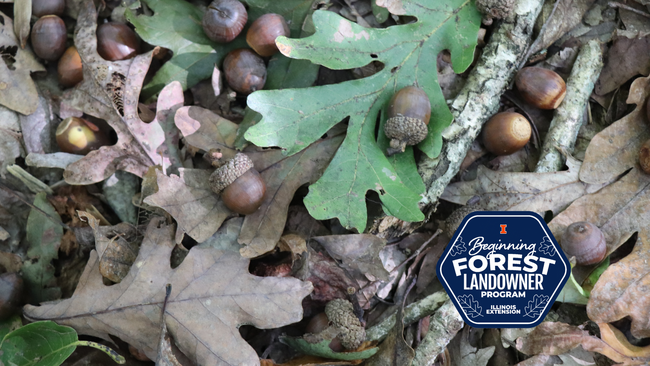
[
  {"left": 209, "top": 153, "right": 254, "bottom": 194},
  {"left": 445, "top": 205, "right": 480, "bottom": 238},
  {"left": 325, "top": 299, "right": 365, "bottom": 350},
  {"left": 384, "top": 116, "right": 428, "bottom": 155}
]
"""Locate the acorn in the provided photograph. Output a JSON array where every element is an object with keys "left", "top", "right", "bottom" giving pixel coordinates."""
[
  {"left": 560, "top": 221, "right": 607, "bottom": 266},
  {"left": 30, "top": 15, "right": 67, "bottom": 61},
  {"left": 246, "top": 13, "right": 290, "bottom": 57},
  {"left": 32, "top": 0, "right": 66, "bottom": 17},
  {"left": 305, "top": 312, "right": 344, "bottom": 352},
  {"left": 515, "top": 67, "right": 566, "bottom": 109},
  {"left": 55, "top": 117, "right": 109, "bottom": 155},
  {"left": 223, "top": 48, "right": 267, "bottom": 94},
  {"left": 58, "top": 46, "right": 84, "bottom": 87},
  {"left": 482, "top": 112, "right": 531, "bottom": 156},
  {"left": 640, "top": 139, "right": 650, "bottom": 174},
  {"left": 209, "top": 153, "right": 266, "bottom": 215},
  {"left": 202, "top": 0, "right": 247, "bottom": 43},
  {"left": 96, "top": 22, "right": 140, "bottom": 61},
  {"left": 384, "top": 86, "right": 431, "bottom": 156}
]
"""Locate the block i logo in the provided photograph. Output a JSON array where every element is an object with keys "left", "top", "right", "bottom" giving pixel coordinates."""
[{"left": 436, "top": 211, "right": 570, "bottom": 328}]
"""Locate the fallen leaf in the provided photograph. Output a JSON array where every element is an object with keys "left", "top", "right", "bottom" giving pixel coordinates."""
[
  {"left": 448, "top": 327, "right": 495, "bottom": 366},
  {"left": 174, "top": 106, "right": 238, "bottom": 162},
  {"left": 594, "top": 32, "right": 650, "bottom": 95},
  {"left": 312, "top": 234, "right": 389, "bottom": 282},
  {"left": 144, "top": 169, "right": 231, "bottom": 243},
  {"left": 0, "top": 105, "right": 22, "bottom": 176},
  {"left": 24, "top": 217, "right": 313, "bottom": 365},
  {"left": 580, "top": 74, "right": 650, "bottom": 184},
  {"left": 515, "top": 322, "right": 642, "bottom": 364},
  {"left": 527, "top": 0, "right": 596, "bottom": 57},
  {"left": 18, "top": 93, "right": 58, "bottom": 154},
  {"left": 22, "top": 192, "right": 63, "bottom": 304},
  {"left": 239, "top": 134, "right": 344, "bottom": 258},
  {"left": 60, "top": 0, "right": 183, "bottom": 184},
  {"left": 0, "top": 11, "right": 45, "bottom": 115},
  {"left": 441, "top": 157, "right": 599, "bottom": 215},
  {"left": 585, "top": 233, "right": 650, "bottom": 339}
]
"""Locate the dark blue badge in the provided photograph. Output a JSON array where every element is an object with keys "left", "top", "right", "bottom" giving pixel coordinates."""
[{"left": 436, "top": 211, "right": 569, "bottom": 328}]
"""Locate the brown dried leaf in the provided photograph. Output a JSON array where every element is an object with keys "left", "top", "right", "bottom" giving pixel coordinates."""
[
  {"left": 143, "top": 169, "right": 231, "bottom": 243},
  {"left": 594, "top": 33, "right": 650, "bottom": 96},
  {"left": 0, "top": 11, "right": 45, "bottom": 115},
  {"left": 441, "top": 157, "right": 598, "bottom": 215},
  {"left": 581, "top": 75, "right": 650, "bottom": 184},
  {"left": 239, "top": 134, "right": 344, "bottom": 258},
  {"left": 527, "top": 0, "right": 596, "bottom": 57},
  {"left": 586, "top": 234, "right": 650, "bottom": 339},
  {"left": 515, "top": 322, "right": 640, "bottom": 364},
  {"left": 313, "top": 234, "right": 389, "bottom": 282},
  {"left": 24, "top": 217, "right": 313, "bottom": 365},
  {"left": 13, "top": 0, "right": 30, "bottom": 49},
  {"left": 548, "top": 169, "right": 650, "bottom": 258},
  {"left": 61, "top": 0, "right": 183, "bottom": 184},
  {"left": 174, "top": 106, "right": 238, "bottom": 161},
  {"left": 598, "top": 323, "right": 650, "bottom": 358}
]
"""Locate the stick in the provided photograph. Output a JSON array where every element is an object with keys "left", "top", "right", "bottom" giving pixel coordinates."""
[{"left": 534, "top": 40, "right": 604, "bottom": 173}]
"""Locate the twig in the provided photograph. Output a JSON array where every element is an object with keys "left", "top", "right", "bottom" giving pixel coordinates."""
[
  {"left": 411, "top": 300, "right": 464, "bottom": 366},
  {"left": 365, "top": 291, "right": 449, "bottom": 342},
  {"left": 535, "top": 40, "right": 604, "bottom": 172},
  {"left": 608, "top": 2, "right": 650, "bottom": 19}
]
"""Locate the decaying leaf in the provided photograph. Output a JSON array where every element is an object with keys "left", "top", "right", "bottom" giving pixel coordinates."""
[
  {"left": 0, "top": 105, "right": 22, "bottom": 176},
  {"left": 448, "top": 327, "right": 495, "bottom": 366},
  {"left": 60, "top": 0, "right": 183, "bottom": 184},
  {"left": 174, "top": 106, "right": 239, "bottom": 162},
  {"left": 580, "top": 74, "right": 650, "bottom": 185},
  {"left": 585, "top": 233, "right": 650, "bottom": 339},
  {"left": 595, "top": 33, "right": 650, "bottom": 95},
  {"left": 22, "top": 192, "right": 63, "bottom": 304},
  {"left": 144, "top": 169, "right": 231, "bottom": 243},
  {"left": 441, "top": 157, "right": 599, "bottom": 215},
  {"left": 312, "top": 234, "right": 389, "bottom": 282},
  {"left": 515, "top": 322, "right": 644, "bottom": 364},
  {"left": 239, "top": 134, "right": 344, "bottom": 258},
  {"left": 0, "top": 11, "right": 45, "bottom": 115},
  {"left": 24, "top": 217, "right": 313, "bottom": 365}
]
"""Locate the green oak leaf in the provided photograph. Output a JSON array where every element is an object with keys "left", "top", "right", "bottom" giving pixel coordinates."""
[
  {"left": 245, "top": 0, "right": 480, "bottom": 230},
  {"left": 127, "top": 0, "right": 318, "bottom": 100}
]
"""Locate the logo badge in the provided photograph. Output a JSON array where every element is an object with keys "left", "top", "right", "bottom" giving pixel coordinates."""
[{"left": 436, "top": 211, "right": 569, "bottom": 328}]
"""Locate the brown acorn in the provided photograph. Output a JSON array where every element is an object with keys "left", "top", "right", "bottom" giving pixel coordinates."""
[
  {"left": 55, "top": 117, "right": 109, "bottom": 155},
  {"left": 384, "top": 86, "right": 431, "bottom": 155},
  {"left": 246, "top": 13, "right": 290, "bottom": 57},
  {"left": 640, "top": 139, "right": 650, "bottom": 174},
  {"left": 58, "top": 46, "right": 84, "bottom": 87},
  {"left": 515, "top": 67, "right": 566, "bottom": 110},
  {"left": 32, "top": 0, "right": 66, "bottom": 17},
  {"left": 31, "top": 15, "right": 67, "bottom": 61},
  {"left": 482, "top": 112, "right": 531, "bottom": 156},
  {"left": 560, "top": 222, "right": 607, "bottom": 266},
  {"left": 202, "top": 0, "right": 248, "bottom": 43},
  {"left": 96, "top": 22, "right": 140, "bottom": 61},
  {"left": 223, "top": 48, "right": 267, "bottom": 94},
  {"left": 209, "top": 153, "right": 266, "bottom": 215}
]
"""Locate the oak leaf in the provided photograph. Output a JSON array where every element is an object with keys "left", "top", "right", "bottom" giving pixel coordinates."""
[
  {"left": 23, "top": 217, "right": 313, "bottom": 365},
  {"left": 60, "top": 0, "right": 183, "bottom": 184}
]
